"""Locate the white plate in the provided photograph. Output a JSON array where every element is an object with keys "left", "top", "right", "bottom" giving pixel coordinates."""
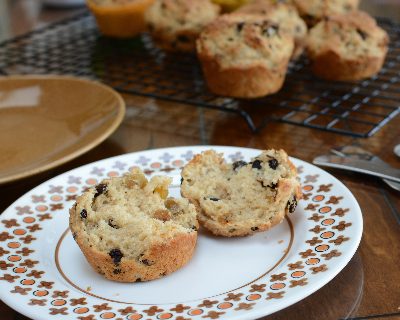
[{"left": 0, "top": 146, "right": 362, "bottom": 320}]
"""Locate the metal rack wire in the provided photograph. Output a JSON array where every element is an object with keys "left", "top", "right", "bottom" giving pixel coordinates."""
[{"left": 0, "top": 11, "right": 399, "bottom": 137}]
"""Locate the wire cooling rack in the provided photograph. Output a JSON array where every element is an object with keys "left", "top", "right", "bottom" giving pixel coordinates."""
[{"left": 0, "top": 11, "right": 399, "bottom": 136}]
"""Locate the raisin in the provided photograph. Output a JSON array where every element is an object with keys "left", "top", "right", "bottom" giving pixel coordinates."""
[
  {"left": 72, "top": 232, "right": 77, "bottom": 240},
  {"left": 177, "top": 34, "right": 190, "bottom": 43},
  {"left": 233, "top": 160, "right": 247, "bottom": 171},
  {"left": 113, "top": 269, "right": 121, "bottom": 274},
  {"left": 236, "top": 22, "right": 245, "bottom": 32},
  {"left": 268, "top": 159, "right": 279, "bottom": 170},
  {"left": 356, "top": 28, "right": 368, "bottom": 40},
  {"left": 94, "top": 184, "right": 107, "bottom": 198},
  {"left": 136, "top": 278, "right": 142, "bottom": 282},
  {"left": 108, "top": 219, "right": 119, "bottom": 229},
  {"left": 80, "top": 209, "right": 87, "bottom": 219},
  {"left": 288, "top": 196, "right": 297, "bottom": 213},
  {"left": 251, "top": 227, "right": 259, "bottom": 231},
  {"left": 191, "top": 225, "right": 198, "bottom": 231},
  {"left": 109, "top": 249, "right": 123, "bottom": 264},
  {"left": 180, "top": 177, "right": 184, "bottom": 185},
  {"left": 252, "top": 160, "right": 262, "bottom": 169},
  {"left": 269, "top": 182, "right": 278, "bottom": 189},
  {"left": 141, "top": 259, "right": 153, "bottom": 266},
  {"left": 259, "top": 181, "right": 267, "bottom": 188},
  {"left": 209, "top": 197, "right": 219, "bottom": 201}
]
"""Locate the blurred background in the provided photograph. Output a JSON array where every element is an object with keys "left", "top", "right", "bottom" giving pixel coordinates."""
[{"left": 1, "top": 0, "right": 400, "bottom": 42}]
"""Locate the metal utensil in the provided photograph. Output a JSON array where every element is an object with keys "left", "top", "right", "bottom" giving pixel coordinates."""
[
  {"left": 330, "top": 146, "right": 400, "bottom": 191},
  {"left": 313, "top": 146, "right": 400, "bottom": 190},
  {"left": 394, "top": 144, "right": 400, "bottom": 158},
  {"left": 313, "top": 155, "right": 400, "bottom": 183}
]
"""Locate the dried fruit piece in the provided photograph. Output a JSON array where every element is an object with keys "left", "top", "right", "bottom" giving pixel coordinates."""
[
  {"left": 268, "top": 159, "right": 279, "bottom": 170},
  {"left": 94, "top": 184, "right": 107, "bottom": 198},
  {"left": 80, "top": 209, "right": 87, "bottom": 219},
  {"left": 109, "top": 249, "right": 123, "bottom": 264},
  {"left": 252, "top": 160, "right": 262, "bottom": 169},
  {"left": 233, "top": 160, "right": 247, "bottom": 171},
  {"left": 287, "top": 196, "right": 297, "bottom": 213}
]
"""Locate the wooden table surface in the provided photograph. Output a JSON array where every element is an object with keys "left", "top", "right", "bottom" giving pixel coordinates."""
[{"left": 1, "top": 1, "right": 400, "bottom": 319}]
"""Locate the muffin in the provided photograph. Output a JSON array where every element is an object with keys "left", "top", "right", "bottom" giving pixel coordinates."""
[
  {"left": 145, "top": 0, "right": 220, "bottom": 52},
  {"left": 86, "top": 0, "right": 155, "bottom": 38},
  {"left": 69, "top": 169, "right": 199, "bottom": 282},
  {"left": 237, "top": 0, "right": 308, "bottom": 59},
  {"left": 307, "top": 11, "right": 389, "bottom": 81},
  {"left": 293, "top": 0, "right": 360, "bottom": 26},
  {"left": 196, "top": 13, "right": 294, "bottom": 98},
  {"left": 181, "top": 150, "right": 302, "bottom": 237}
]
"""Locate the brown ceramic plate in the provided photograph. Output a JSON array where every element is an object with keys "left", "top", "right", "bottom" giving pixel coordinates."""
[{"left": 0, "top": 75, "right": 125, "bottom": 184}]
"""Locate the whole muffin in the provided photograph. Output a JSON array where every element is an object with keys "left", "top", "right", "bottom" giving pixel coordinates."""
[
  {"left": 145, "top": 0, "right": 220, "bottom": 52},
  {"left": 293, "top": 0, "right": 360, "bottom": 26},
  {"left": 87, "top": 0, "right": 155, "bottom": 38},
  {"left": 181, "top": 150, "right": 302, "bottom": 237},
  {"left": 69, "top": 169, "right": 199, "bottom": 282},
  {"left": 237, "top": 0, "right": 307, "bottom": 59},
  {"left": 197, "top": 13, "right": 294, "bottom": 98},
  {"left": 307, "top": 11, "right": 389, "bottom": 81}
]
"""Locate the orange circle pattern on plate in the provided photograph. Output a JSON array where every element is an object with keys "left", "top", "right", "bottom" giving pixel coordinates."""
[
  {"left": 151, "top": 162, "right": 161, "bottom": 168},
  {"left": 321, "top": 231, "right": 335, "bottom": 239},
  {"left": 128, "top": 314, "right": 143, "bottom": 320},
  {"left": 312, "top": 195, "right": 325, "bottom": 202},
  {"left": 51, "top": 299, "right": 67, "bottom": 306},
  {"left": 319, "top": 206, "right": 332, "bottom": 214},
  {"left": 8, "top": 255, "right": 22, "bottom": 262},
  {"left": 246, "top": 294, "right": 261, "bottom": 301},
  {"left": 303, "top": 185, "right": 313, "bottom": 191},
  {"left": 8, "top": 242, "right": 21, "bottom": 248},
  {"left": 50, "top": 195, "right": 63, "bottom": 202},
  {"left": 217, "top": 302, "right": 233, "bottom": 309},
  {"left": 13, "top": 267, "right": 27, "bottom": 274},
  {"left": 86, "top": 178, "right": 97, "bottom": 185},
  {"left": 20, "top": 279, "right": 35, "bottom": 285},
  {"left": 188, "top": 309, "right": 203, "bottom": 316},
  {"left": 157, "top": 313, "right": 173, "bottom": 319},
  {"left": 306, "top": 258, "right": 320, "bottom": 265},
  {"left": 270, "top": 283, "right": 286, "bottom": 290},
  {"left": 33, "top": 290, "right": 48, "bottom": 297},
  {"left": 23, "top": 217, "right": 35, "bottom": 224},
  {"left": 13, "top": 229, "right": 26, "bottom": 236},
  {"left": 100, "top": 312, "right": 116, "bottom": 319},
  {"left": 67, "top": 186, "right": 78, "bottom": 193},
  {"left": 291, "top": 271, "right": 306, "bottom": 278},
  {"left": 35, "top": 205, "right": 48, "bottom": 212},
  {"left": 322, "top": 219, "right": 335, "bottom": 226},
  {"left": 315, "top": 244, "right": 330, "bottom": 252},
  {"left": 74, "top": 307, "right": 89, "bottom": 314},
  {"left": 107, "top": 171, "right": 119, "bottom": 177}
]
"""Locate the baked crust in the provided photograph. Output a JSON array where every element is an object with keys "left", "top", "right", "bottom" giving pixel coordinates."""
[
  {"left": 310, "top": 49, "right": 386, "bottom": 81},
  {"left": 72, "top": 220, "right": 197, "bottom": 282},
  {"left": 198, "top": 57, "right": 287, "bottom": 98}
]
